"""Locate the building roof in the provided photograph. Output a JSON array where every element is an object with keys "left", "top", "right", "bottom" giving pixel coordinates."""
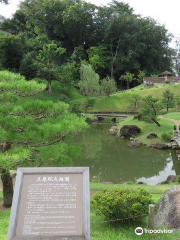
[{"left": 159, "top": 71, "right": 173, "bottom": 76}]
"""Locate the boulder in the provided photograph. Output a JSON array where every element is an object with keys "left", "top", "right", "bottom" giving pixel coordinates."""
[
  {"left": 147, "top": 133, "right": 158, "bottom": 139},
  {"left": 166, "top": 175, "right": 177, "bottom": 183},
  {"left": 155, "top": 186, "right": 180, "bottom": 229},
  {"left": 152, "top": 142, "right": 170, "bottom": 150},
  {"left": 137, "top": 181, "right": 146, "bottom": 184},
  {"left": 160, "top": 175, "right": 177, "bottom": 184},
  {"left": 120, "top": 125, "right": 141, "bottom": 139},
  {"left": 128, "top": 140, "right": 141, "bottom": 147},
  {"left": 108, "top": 126, "right": 118, "bottom": 135}
]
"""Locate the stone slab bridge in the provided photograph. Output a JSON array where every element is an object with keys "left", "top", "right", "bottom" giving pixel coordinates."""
[
  {"left": 87, "top": 111, "right": 138, "bottom": 123},
  {"left": 158, "top": 114, "right": 180, "bottom": 160}
]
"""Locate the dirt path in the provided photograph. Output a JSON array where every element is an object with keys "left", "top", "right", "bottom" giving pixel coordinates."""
[{"left": 158, "top": 115, "right": 180, "bottom": 128}]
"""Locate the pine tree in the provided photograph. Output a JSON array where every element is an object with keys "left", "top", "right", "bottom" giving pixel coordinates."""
[{"left": 0, "top": 71, "right": 87, "bottom": 207}]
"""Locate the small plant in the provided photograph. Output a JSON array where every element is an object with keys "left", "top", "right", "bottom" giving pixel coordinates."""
[
  {"left": 161, "top": 133, "right": 172, "bottom": 141},
  {"left": 92, "top": 188, "right": 154, "bottom": 224},
  {"left": 177, "top": 175, "right": 180, "bottom": 183}
]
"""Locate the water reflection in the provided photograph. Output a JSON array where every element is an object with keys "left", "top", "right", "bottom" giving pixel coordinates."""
[
  {"left": 68, "top": 124, "right": 179, "bottom": 185},
  {"left": 136, "top": 157, "right": 176, "bottom": 185}
]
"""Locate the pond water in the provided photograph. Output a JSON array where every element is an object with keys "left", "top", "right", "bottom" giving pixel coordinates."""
[{"left": 68, "top": 123, "right": 180, "bottom": 185}]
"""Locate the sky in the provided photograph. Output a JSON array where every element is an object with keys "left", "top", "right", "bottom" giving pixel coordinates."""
[{"left": 0, "top": 0, "right": 180, "bottom": 44}]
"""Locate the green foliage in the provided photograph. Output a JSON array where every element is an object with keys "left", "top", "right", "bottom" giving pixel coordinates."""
[
  {"left": 175, "top": 95, "right": 180, "bottom": 110},
  {"left": 120, "top": 72, "right": 135, "bottom": 89},
  {"left": 19, "top": 52, "right": 38, "bottom": 80},
  {"left": 162, "top": 90, "right": 175, "bottom": 112},
  {"left": 161, "top": 133, "right": 171, "bottom": 141},
  {"left": 92, "top": 188, "right": 154, "bottom": 224},
  {"left": 0, "top": 70, "right": 87, "bottom": 171},
  {"left": 130, "top": 94, "right": 142, "bottom": 108},
  {"left": 36, "top": 42, "right": 66, "bottom": 93},
  {"left": 137, "top": 70, "right": 145, "bottom": 83},
  {"left": 140, "top": 95, "right": 162, "bottom": 127},
  {"left": 59, "top": 94, "right": 69, "bottom": 103},
  {"left": 177, "top": 175, "right": 180, "bottom": 183},
  {"left": 83, "top": 98, "right": 96, "bottom": 113},
  {"left": 87, "top": 45, "right": 111, "bottom": 72},
  {"left": 79, "top": 63, "right": 100, "bottom": 97},
  {"left": 0, "top": 35, "right": 23, "bottom": 72},
  {"left": 1, "top": 0, "right": 173, "bottom": 86},
  {"left": 101, "top": 77, "right": 117, "bottom": 97}
]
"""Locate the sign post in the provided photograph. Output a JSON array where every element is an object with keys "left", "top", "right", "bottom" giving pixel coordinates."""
[{"left": 7, "top": 167, "right": 90, "bottom": 240}]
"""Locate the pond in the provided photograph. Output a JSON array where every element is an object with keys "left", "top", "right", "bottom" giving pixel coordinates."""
[{"left": 68, "top": 123, "right": 180, "bottom": 185}]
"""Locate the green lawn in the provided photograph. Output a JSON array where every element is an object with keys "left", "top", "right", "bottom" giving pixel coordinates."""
[
  {"left": 93, "top": 83, "right": 180, "bottom": 112},
  {"left": 33, "top": 81, "right": 180, "bottom": 113},
  {"left": 1, "top": 183, "right": 180, "bottom": 240},
  {"left": 117, "top": 116, "right": 174, "bottom": 145},
  {"left": 163, "top": 112, "right": 180, "bottom": 120}
]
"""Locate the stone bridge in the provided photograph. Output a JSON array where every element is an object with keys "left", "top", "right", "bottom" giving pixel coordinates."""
[{"left": 172, "top": 130, "right": 180, "bottom": 160}]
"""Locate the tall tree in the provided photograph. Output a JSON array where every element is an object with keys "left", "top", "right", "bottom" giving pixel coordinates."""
[
  {"left": 101, "top": 76, "right": 117, "bottom": 97},
  {"left": 120, "top": 72, "right": 134, "bottom": 89},
  {"left": 162, "top": 90, "right": 175, "bottom": 112},
  {"left": 36, "top": 42, "right": 66, "bottom": 94},
  {"left": 0, "top": 71, "right": 87, "bottom": 207},
  {"left": 131, "top": 94, "right": 142, "bottom": 109},
  {"left": 79, "top": 63, "right": 100, "bottom": 97}
]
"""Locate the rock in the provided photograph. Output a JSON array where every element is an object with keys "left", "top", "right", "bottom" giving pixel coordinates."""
[
  {"left": 137, "top": 181, "right": 146, "bottom": 184},
  {"left": 108, "top": 126, "right": 118, "bottom": 135},
  {"left": 166, "top": 175, "right": 177, "bottom": 182},
  {"left": 147, "top": 133, "right": 158, "bottom": 139},
  {"left": 120, "top": 125, "right": 141, "bottom": 139},
  {"left": 152, "top": 142, "right": 170, "bottom": 150},
  {"left": 155, "top": 185, "right": 180, "bottom": 229},
  {"left": 128, "top": 140, "right": 141, "bottom": 147}
]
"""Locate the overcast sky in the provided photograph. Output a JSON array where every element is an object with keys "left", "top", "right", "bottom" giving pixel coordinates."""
[{"left": 0, "top": 0, "right": 180, "bottom": 42}]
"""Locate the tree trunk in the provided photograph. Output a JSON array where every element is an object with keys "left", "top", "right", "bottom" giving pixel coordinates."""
[
  {"left": 152, "top": 118, "right": 161, "bottom": 127},
  {"left": 46, "top": 81, "right": 52, "bottom": 94},
  {"left": 1, "top": 170, "right": 13, "bottom": 208}
]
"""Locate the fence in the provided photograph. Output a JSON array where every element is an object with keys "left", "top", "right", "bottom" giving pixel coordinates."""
[{"left": 0, "top": 204, "right": 155, "bottom": 229}]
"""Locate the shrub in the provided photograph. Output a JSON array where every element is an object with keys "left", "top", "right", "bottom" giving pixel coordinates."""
[
  {"left": 59, "top": 94, "right": 69, "bottom": 103},
  {"left": 161, "top": 133, "right": 172, "bottom": 141},
  {"left": 177, "top": 175, "right": 180, "bottom": 183},
  {"left": 92, "top": 188, "right": 154, "bottom": 224}
]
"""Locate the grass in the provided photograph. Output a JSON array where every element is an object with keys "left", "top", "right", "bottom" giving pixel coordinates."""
[
  {"left": 32, "top": 81, "right": 180, "bottom": 113},
  {"left": 1, "top": 183, "right": 180, "bottom": 239},
  {"left": 117, "top": 116, "right": 174, "bottom": 145},
  {"left": 92, "top": 83, "right": 180, "bottom": 112},
  {"left": 163, "top": 112, "right": 180, "bottom": 121}
]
